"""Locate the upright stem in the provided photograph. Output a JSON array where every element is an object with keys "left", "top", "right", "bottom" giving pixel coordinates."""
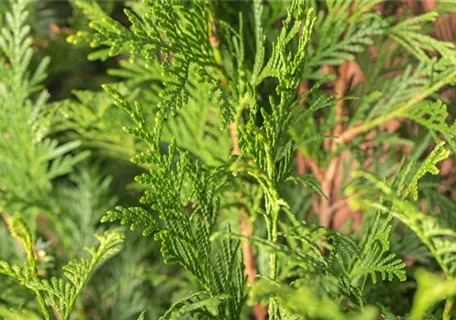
[
  {"left": 229, "top": 123, "right": 267, "bottom": 320},
  {"left": 3, "top": 214, "right": 51, "bottom": 320},
  {"left": 209, "top": 11, "right": 268, "bottom": 320},
  {"left": 268, "top": 210, "right": 278, "bottom": 280},
  {"left": 268, "top": 251, "right": 277, "bottom": 317},
  {"left": 266, "top": 196, "right": 280, "bottom": 319},
  {"left": 443, "top": 296, "right": 454, "bottom": 320}
]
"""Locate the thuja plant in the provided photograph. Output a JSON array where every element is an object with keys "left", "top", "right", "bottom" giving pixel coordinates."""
[
  {"left": 1, "top": 0, "right": 456, "bottom": 319},
  {"left": 66, "top": 0, "right": 456, "bottom": 319},
  {"left": 0, "top": 2, "right": 125, "bottom": 319}
]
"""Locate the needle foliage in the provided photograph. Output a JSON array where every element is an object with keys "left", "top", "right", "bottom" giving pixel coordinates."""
[{"left": 1, "top": 1, "right": 456, "bottom": 319}]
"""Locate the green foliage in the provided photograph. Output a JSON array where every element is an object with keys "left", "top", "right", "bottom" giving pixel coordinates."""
[
  {"left": 0, "top": 0, "right": 87, "bottom": 217},
  {"left": 104, "top": 206, "right": 158, "bottom": 237},
  {"left": 69, "top": 0, "right": 234, "bottom": 126},
  {"left": 0, "top": 218, "right": 124, "bottom": 320},
  {"left": 0, "top": 3, "right": 130, "bottom": 318},
  {"left": 163, "top": 79, "right": 232, "bottom": 166},
  {"left": 52, "top": 87, "right": 138, "bottom": 162},
  {"left": 250, "top": 278, "right": 378, "bottom": 320},
  {"left": 405, "top": 141, "right": 451, "bottom": 200},
  {"left": 350, "top": 213, "right": 406, "bottom": 285},
  {"left": 351, "top": 142, "right": 456, "bottom": 278},
  {"left": 1, "top": 0, "right": 456, "bottom": 319},
  {"left": 405, "top": 101, "right": 456, "bottom": 152},
  {"left": 389, "top": 11, "right": 456, "bottom": 64},
  {"left": 37, "top": 231, "right": 124, "bottom": 319},
  {"left": 101, "top": 85, "right": 245, "bottom": 319},
  {"left": 307, "top": 1, "right": 386, "bottom": 71},
  {"left": 0, "top": 218, "right": 50, "bottom": 319},
  {"left": 410, "top": 269, "right": 456, "bottom": 320}
]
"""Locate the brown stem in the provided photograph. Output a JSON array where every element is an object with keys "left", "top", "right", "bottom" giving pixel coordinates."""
[
  {"left": 307, "top": 157, "right": 324, "bottom": 182},
  {"left": 229, "top": 123, "right": 240, "bottom": 156},
  {"left": 210, "top": 15, "right": 266, "bottom": 318},
  {"left": 320, "top": 62, "right": 350, "bottom": 227},
  {"left": 331, "top": 62, "right": 349, "bottom": 151},
  {"left": 296, "top": 149, "right": 306, "bottom": 176},
  {"left": 337, "top": 124, "right": 365, "bottom": 144},
  {"left": 296, "top": 81, "right": 325, "bottom": 223},
  {"left": 239, "top": 205, "right": 256, "bottom": 284},
  {"left": 320, "top": 157, "right": 339, "bottom": 227}
]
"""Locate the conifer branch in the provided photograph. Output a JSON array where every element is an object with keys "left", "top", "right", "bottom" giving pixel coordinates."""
[
  {"left": 225, "top": 23, "right": 266, "bottom": 318},
  {"left": 338, "top": 69, "right": 456, "bottom": 144},
  {"left": 230, "top": 121, "right": 266, "bottom": 320},
  {"left": 8, "top": 1, "right": 454, "bottom": 319}
]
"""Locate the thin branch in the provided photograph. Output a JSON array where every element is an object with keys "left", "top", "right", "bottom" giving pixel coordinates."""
[
  {"left": 338, "top": 69, "right": 456, "bottom": 144},
  {"left": 230, "top": 123, "right": 267, "bottom": 320},
  {"left": 210, "top": 17, "right": 267, "bottom": 319},
  {"left": 320, "top": 62, "right": 350, "bottom": 228}
]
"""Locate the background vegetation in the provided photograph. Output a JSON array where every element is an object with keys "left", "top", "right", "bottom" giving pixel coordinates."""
[{"left": 1, "top": 1, "right": 456, "bottom": 319}]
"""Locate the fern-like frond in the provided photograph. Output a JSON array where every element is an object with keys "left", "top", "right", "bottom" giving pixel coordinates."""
[
  {"left": 37, "top": 231, "right": 124, "bottom": 320},
  {"left": 0, "top": 216, "right": 124, "bottom": 320},
  {"left": 0, "top": 1, "right": 86, "bottom": 217},
  {"left": 160, "top": 291, "right": 230, "bottom": 320},
  {"left": 52, "top": 87, "right": 138, "bottom": 162},
  {"left": 389, "top": 12, "right": 456, "bottom": 65},
  {"left": 102, "top": 206, "right": 159, "bottom": 236},
  {"left": 404, "top": 141, "right": 450, "bottom": 200},
  {"left": 102, "top": 86, "right": 245, "bottom": 319},
  {"left": 351, "top": 213, "right": 406, "bottom": 284},
  {"left": 351, "top": 166, "right": 456, "bottom": 277},
  {"left": 70, "top": 0, "right": 234, "bottom": 124},
  {"left": 253, "top": 0, "right": 315, "bottom": 87},
  {"left": 0, "top": 218, "right": 53, "bottom": 320},
  {"left": 403, "top": 102, "right": 456, "bottom": 152},
  {"left": 305, "top": 0, "right": 386, "bottom": 76},
  {"left": 163, "top": 79, "right": 232, "bottom": 166}
]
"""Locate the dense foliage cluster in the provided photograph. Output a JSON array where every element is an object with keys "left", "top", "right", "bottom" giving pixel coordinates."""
[{"left": 1, "top": 1, "right": 456, "bottom": 319}]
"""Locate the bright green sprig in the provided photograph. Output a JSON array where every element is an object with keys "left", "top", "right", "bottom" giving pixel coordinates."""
[
  {"left": 351, "top": 142, "right": 456, "bottom": 277},
  {"left": 0, "top": 1, "right": 87, "bottom": 217},
  {"left": 102, "top": 86, "right": 245, "bottom": 319},
  {"left": 71, "top": 0, "right": 234, "bottom": 124},
  {"left": 0, "top": 218, "right": 124, "bottom": 320}
]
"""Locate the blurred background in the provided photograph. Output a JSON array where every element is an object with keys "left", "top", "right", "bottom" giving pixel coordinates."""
[{"left": 1, "top": 1, "right": 456, "bottom": 319}]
